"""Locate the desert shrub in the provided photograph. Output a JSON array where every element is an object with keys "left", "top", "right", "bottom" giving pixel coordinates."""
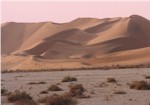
[
  {"left": 38, "top": 94, "right": 77, "bottom": 105},
  {"left": 28, "top": 81, "right": 46, "bottom": 85},
  {"left": 67, "top": 84, "right": 85, "bottom": 98},
  {"left": 48, "top": 84, "right": 62, "bottom": 91},
  {"left": 114, "top": 91, "right": 126, "bottom": 94},
  {"left": 28, "top": 82, "right": 37, "bottom": 85},
  {"left": 129, "top": 81, "right": 150, "bottom": 90},
  {"left": 145, "top": 76, "right": 150, "bottom": 79},
  {"left": 61, "top": 76, "right": 77, "bottom": 82},
  {"left": 107, "top": 77, "right": 117, "bottom": 83},
  {"left": 1, "top": 88, "right": 7, "bottom": 95},
  {"left": 8, "top": 90, "right": 32, "bottom": 102},
  {"left": 40, "top": 90, "right": 48, "bottom": 94},
  {"left": 46, "top": 94, "right": 77, "bottom": 105},
  {"left": 38, "top": 81, "right": 46, "bottom": 84},
  {"left": 99, "top": 82, "right": 109, "bottom": 87},
  {"left": 13, "top": 99, "right": 37, "bottom": 105}
]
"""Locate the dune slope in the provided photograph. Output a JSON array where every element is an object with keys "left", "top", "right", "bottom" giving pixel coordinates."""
[{"left": 1, "top": 15, "right": 150, "bottom": 70}]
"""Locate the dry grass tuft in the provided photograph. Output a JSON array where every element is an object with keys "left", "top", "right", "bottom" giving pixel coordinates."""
[
  {"left": 28, "top": 81, "right": 46, "bottom": 85},
  {"left": 107, "top": 77, "right": 117, "bottom": 83},
  {"left": 145, "top": 76, "right": 150, "bottom": 79},
  {"left": 99, "top": 82, "right": 109, "bottom": 87},
  {"left": 28, "top": 82, "right": 37, "bottom": 85},
  {"left": 67, "top": 84, "right": 85, "bottom": 97},
  {"left": 1, "top": 88, "right": 8, "bottom": 96},
  {"left": 38, "top": 94, "right": 77, "bottom": 105},
  {"left": 46, "top": 94, "right": 77, "bottom": 105},
  {"left": 37, "top": 81, "right": 46, "bottom": 84},
  {"left": 129, "top": 81, "right": 150, "bottom": 90},
  {"left": 114, "top": 91, "right": 126, "bottom": 94},
  {"left": 8, "top": 90, "right": 32, "bottom": 102},
  {"left": 62, "top": 76, "right": 77, "bottom": 82},
  {"left": 65, "top": 84, "right": 90, "bottom": 98},
  {"left": 48, "top": 84, "right": 62, "bottom": 91},
  {"left": 40, "top": 90, "right": 48, "bottom": 94},
  {"left": 13, "top": 99, "right": 37, "bottom": 105}
]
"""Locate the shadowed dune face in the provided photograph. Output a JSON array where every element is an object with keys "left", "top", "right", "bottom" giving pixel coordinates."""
[{"left": 1, "top": 15, "right": 150, "bottom": 70}]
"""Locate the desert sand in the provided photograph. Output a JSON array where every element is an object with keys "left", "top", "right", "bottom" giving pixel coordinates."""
[
  {"left": 1, "top": 68, "right": 150, "bottom": 105},
  {"left": 1, "top": 15, "right": 150, "bottom": 71}
]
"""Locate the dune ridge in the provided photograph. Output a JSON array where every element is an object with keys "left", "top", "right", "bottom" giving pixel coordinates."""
[{"left": 1, "top": 15, "right": 150, "bottom": 71}]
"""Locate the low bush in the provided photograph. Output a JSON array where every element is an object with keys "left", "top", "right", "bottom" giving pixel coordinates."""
[
  {"left": 38, "top": 94, "right": 77, "bottom": 105},
  {"left": 145, "top": 76, "right": 150, "bottom": 79},
  {"left": 40, "top": 90, "right": 48, "bottom": 94},
  {"left": 28, "top": 81, "right": 46, "bottom": 85},
  {"left": 48, "top": 85, "right": 62, "bottom": 91},
  {"left": 61, "top": 76, "right": 77, "bottom": 82},
  {"left": 129, "top": 81, "right": 150, "bottom": 90},
  {"left": 8, "top": 90, "right": 32, "bottom": 102},
  {"left": 107, "top": 78, "right": 117, "bottom": 83},
  {"left": 1, "top": 88, "right": 7, "bottom": 96},
  {"left": 114, "top": 91, "right": 126, "bottom": 94},
  {"left": 66, "top": 84, "right": 90, "bottom": 98},
  {"left": 13, "top": 99, "right": 37, "bottom": 105}
]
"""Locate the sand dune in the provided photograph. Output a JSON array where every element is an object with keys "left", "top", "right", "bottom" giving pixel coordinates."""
[{"left": 1, "top": 15, "right": 150, "bottom": 71}]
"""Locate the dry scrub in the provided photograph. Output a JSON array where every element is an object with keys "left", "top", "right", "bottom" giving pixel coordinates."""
[
  {"left": 38, "top": 94, "right": 77, "bottom": 105},
  {"left": 28, "top": 81, "right": 46, "bottom": 85},
  {"left": 107, "top": 77, "right": 117, "bottom": 83},
  {"left": 114, "top": 91, "right": 126, "bottom": 94},
  {"left": 8, "top": 90, "right": 32, "bottom": 102},
  {"left": 62, "top": 76, "right": 77, "bottom": 82},
  {"left": 48, "top": 84, "right": 62, "bottom": 91},
  {"left": 13, "top": 99, "right": 37, "bottom": 105},
  {"left": 129, "top": 81, "right": 150, "bottom": 90}
]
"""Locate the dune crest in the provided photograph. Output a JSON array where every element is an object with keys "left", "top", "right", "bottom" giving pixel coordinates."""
[{"left": 2, "top": 15, "right": 150, "bottom": 70}]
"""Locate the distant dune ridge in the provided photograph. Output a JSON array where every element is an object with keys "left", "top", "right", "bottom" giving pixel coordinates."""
[{"left": 1, "top": 15, "right": 150, "bottom": 71}]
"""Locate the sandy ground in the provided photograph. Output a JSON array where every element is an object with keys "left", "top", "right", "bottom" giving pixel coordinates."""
[{"left": 1, "top": 68, "right": 150, "bottom": 105}]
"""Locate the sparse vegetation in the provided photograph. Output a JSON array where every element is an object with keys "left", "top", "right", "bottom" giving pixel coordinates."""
[
  {"left": 114, "top": 91, "right": 126, "bottom": 94},
  {"left": 145, "top": 76, "right": 150, "bottom": 79},
  {"left": 46, "top": 94, "right": 77, "bottom": 105},
  {"left": 38, "top": 81, "right": 46, "bottom": 84},
  {"left": 13, "top": 99, "right": 37, "bottom": 105},
  {"left": 129, "top": 81, "right": 150, "bottom": 90},
  {"left": 48, "top": 84, "right": 62, "bottom": 91},
  {"left": 107, "top": 77, "right": 117, "bottom": 83},
  {"left": 38, "top": 94, "right": 77, "bottom": 105},
  {"left": 28, "top": 82, "right": 37, "bottom": 85},
  {"left": 1, "top": 88, "right": 7, "bottom": 96},
  {"left": 28, "top": 81, "right": 46, "bottom": 85},
  {"left": 99, "top": 82, "right": 109, "bottom": 87},
  {"left": 2, "top": 63, "right": 150, "bottom": 73},
  {"left": 62, "top": 76, "right": 77, "bottom": 82},
  {"left": 67, "top": 84, "right": 85, "bottom": 97},
  {"left": 8, "top": 90, "right": 32, "bottom": 102},
  {"left": 40, "top": 90, "right": 48, "bottom": 94}
]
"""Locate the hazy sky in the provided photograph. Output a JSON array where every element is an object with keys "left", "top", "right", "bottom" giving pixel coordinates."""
[{"left": 1, "top": 1, "right": 150, "bottom": 23}]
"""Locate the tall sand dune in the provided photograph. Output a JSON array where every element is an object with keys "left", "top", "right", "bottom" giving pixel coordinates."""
[{"left": 1, "top": 15, "right": 150, "bottom": 71}]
